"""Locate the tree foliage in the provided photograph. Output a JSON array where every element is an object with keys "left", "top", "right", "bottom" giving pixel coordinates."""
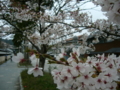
[{"left": 12, "top": 31, "right": 24, "bottom": 47}]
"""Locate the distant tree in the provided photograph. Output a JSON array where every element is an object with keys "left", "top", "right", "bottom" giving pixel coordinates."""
[{"left": 0, "top": 41, "right": 5, "bottom": 48}]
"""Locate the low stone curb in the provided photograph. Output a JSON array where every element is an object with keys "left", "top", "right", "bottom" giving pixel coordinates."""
[{"left": 19, "top": 75, "right": 23, "bottom": 90}]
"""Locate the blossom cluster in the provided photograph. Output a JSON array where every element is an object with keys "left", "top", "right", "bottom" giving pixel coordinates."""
[
  {"left": 12, "top": 46, "right": 120, "bottom": 90},
  {"left": 50, "top": 48, "right": 120, "bottom": 90},
  {"left": 12, "top": 52, "right": 43, "bottom": 77},
  {"left": 92, "top": 0, "right": 120, "bottom": 25}
]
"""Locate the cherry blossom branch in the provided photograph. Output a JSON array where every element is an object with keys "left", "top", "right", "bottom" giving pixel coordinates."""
[
  {"left": 55, "top": 2, "right": 67, "bottom": 15},
  {"left": 103, "top": 30, "right": 120, "bottom": 37},
  {"left": 46, "top": 20, "right": 91, "bottom": 28}
]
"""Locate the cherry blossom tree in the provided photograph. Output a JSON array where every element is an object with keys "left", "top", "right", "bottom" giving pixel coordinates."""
[
  {"left": 1, "top": 0, "right": 120, "bottom": 89},
  {"left": 0, "top": 0, "right": 55, "bottom": 68},
  {"left": 0, "top": 0, "right": 96, "bottom": 68}
]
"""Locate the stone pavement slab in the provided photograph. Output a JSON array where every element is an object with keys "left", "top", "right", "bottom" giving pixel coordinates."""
[{"left": 0, "top": 60, "right": 24, "bottom": 90}]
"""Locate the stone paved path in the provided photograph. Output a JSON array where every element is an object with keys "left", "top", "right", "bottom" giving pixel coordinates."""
[{"left": 0, "top": 60, "right": 24, "bottom": 90}]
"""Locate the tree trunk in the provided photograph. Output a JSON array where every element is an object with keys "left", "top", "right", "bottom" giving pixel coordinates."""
[
  {"left": 39, "top": 44, "right": 47, "bottom": 70},
  {"left": 39, "top": 56, "right": 46, "bottom": 70}
]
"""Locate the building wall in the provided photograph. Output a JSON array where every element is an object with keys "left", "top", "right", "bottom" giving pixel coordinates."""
[{"left": 94, "top": 39, "right": 120, "bottom": 52}]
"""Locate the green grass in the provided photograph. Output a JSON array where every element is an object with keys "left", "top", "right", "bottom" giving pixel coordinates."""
[
  {"left": 19, "top": 60, "right": 31, "bottom": 66},
  {"left": 21, "top": 69, "right": 59, "bottom": 90},
  {"left": 18, "top": 61, "right": 32, "bottom": 68}
]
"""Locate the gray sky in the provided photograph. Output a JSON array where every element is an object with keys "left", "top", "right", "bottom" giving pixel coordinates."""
[{"left": 80, "top": 2, "right": 107, "bottom": 21}]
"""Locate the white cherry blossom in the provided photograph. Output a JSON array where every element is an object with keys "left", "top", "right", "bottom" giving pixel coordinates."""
[
  {"left": 12, "top": 52, "right": 25, "bottom": 63},
  {"left": 94, "top": 73, "right": 106, "bottom": 89},
  {"left": 29, "top": 54, "right": 39, "bottom": 67},
  {"left": 61, "top": 66, "right": 79, "bottom": 77},
  {"left": 71, "top": 62, "right": 85, "bottom": 73},
  {"left": 27, "top": 66, "right": 43, "bottom": 77},
  {"left": 107, "top": 82, "right": 118, "bottom": 90},
  {"left": 77, "top": 72, "right": 94, "bottom": 85},
  {"left": 104, "top": 68, "right": 118, "bottom": 82},
  {"left": 86, "top": 56, "right": 97, "bottom": 66}
]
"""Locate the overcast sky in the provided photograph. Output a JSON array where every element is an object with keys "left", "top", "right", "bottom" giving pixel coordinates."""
[{"left": 80, "top": 1, "right": 107, "bottom": 21}]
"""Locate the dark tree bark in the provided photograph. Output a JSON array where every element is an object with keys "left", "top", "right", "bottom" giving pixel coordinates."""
[{"left": 39, "top": 44, "right": 48, "bottom": 70}]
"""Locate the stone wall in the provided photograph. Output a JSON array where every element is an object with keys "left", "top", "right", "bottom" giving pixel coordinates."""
[{"left": 0, "top": 55, "right": 11, "bottom": 62}]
